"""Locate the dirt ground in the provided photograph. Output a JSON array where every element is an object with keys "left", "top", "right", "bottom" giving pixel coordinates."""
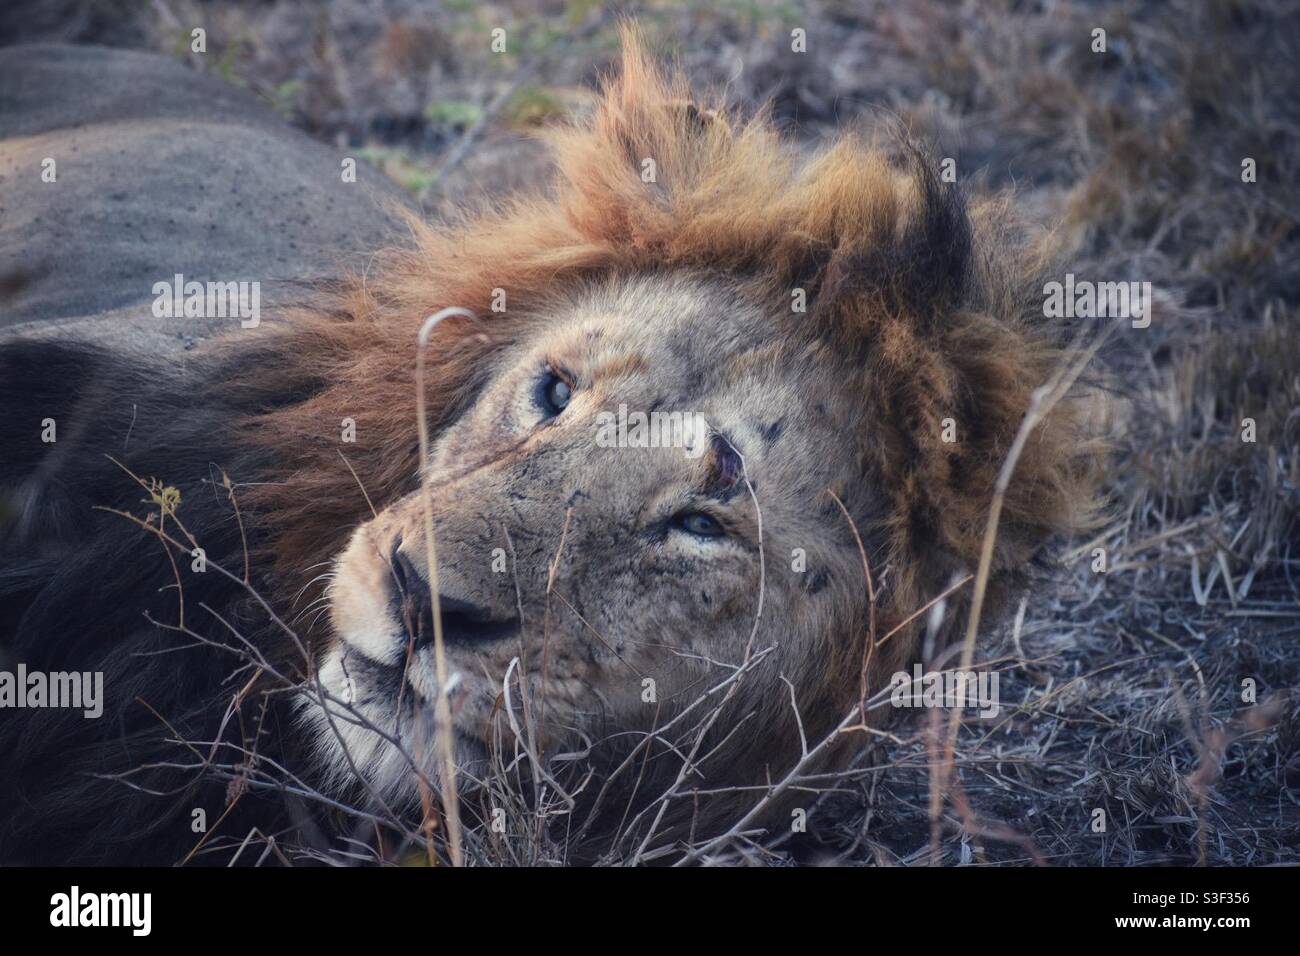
[{"left": 5, "top": 0, "right": 1297, "bottom": 865}]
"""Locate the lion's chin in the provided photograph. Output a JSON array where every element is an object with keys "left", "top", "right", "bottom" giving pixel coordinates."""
[{"left": 302, "top": 637, "right": 495, "bottom": 801}]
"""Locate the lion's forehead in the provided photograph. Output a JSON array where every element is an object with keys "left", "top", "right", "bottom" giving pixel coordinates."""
[{"left": 548, "top": 272, "right": 855, "bottom": 436}]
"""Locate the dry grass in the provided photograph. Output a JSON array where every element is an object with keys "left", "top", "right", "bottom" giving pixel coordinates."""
[{"left": 7, "top": 0, "right": 1297, "bottom": 865}]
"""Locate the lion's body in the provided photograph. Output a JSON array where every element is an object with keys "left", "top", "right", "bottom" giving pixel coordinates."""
[
  {"left": 0, "top": 34, "right": 1100, "bottom": 864},
  {"left": 0, "top": 43, "right": 410, "bottom": 349}
]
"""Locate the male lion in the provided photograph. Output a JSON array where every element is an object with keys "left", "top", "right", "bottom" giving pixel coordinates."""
[{"left": 0, "top": 31, "right": 1099, "bottom": 864}]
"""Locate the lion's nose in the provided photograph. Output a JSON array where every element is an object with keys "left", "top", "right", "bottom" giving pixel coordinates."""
[
  {"left": 389, "top": 545, "right": 519, "bottom": 647},
  {"left": 389, "top": 544, "right": 419, "bottom": 601}
]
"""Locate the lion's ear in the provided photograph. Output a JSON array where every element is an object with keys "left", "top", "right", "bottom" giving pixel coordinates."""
[{"left": 812, "top": 148, "right": 973, "bottom": 342}]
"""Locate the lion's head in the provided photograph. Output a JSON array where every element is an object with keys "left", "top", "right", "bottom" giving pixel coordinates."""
[
  {"left": 314, "top": 272, "right": 877, "bottom": 803},
  {"left": 229, "top": 29, "right": 1100, "bottom": 844}
]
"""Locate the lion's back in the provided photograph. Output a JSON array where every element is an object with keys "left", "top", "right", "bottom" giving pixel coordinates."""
[{"left": 0, "top": 43, "right": 413, "bottom": 351}]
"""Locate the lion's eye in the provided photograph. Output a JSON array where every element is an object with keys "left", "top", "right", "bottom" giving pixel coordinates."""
[
  {"left": 537, "top": 370, "right": 573, "bottom": 417},
  {"left": 674, "top": 511, "right": 725, "bottom": 539}
]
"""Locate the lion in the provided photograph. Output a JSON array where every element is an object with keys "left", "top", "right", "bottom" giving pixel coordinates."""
[{"left": 0, "top": 30, "right": 1100, "bottom": 865}]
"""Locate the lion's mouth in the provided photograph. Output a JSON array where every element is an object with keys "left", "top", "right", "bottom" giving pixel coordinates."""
[{"left": 389, "top": 548, "right": 521, "bottom": 647}]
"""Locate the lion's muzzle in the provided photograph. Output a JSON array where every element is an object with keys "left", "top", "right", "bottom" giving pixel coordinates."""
[{"left": 390, "top": 544, "right": 521, "bottom": 647}]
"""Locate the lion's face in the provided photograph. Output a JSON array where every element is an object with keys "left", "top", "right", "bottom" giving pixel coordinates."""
[{"left": 313, "top": 273, "right": 870, "bottom": 794}]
